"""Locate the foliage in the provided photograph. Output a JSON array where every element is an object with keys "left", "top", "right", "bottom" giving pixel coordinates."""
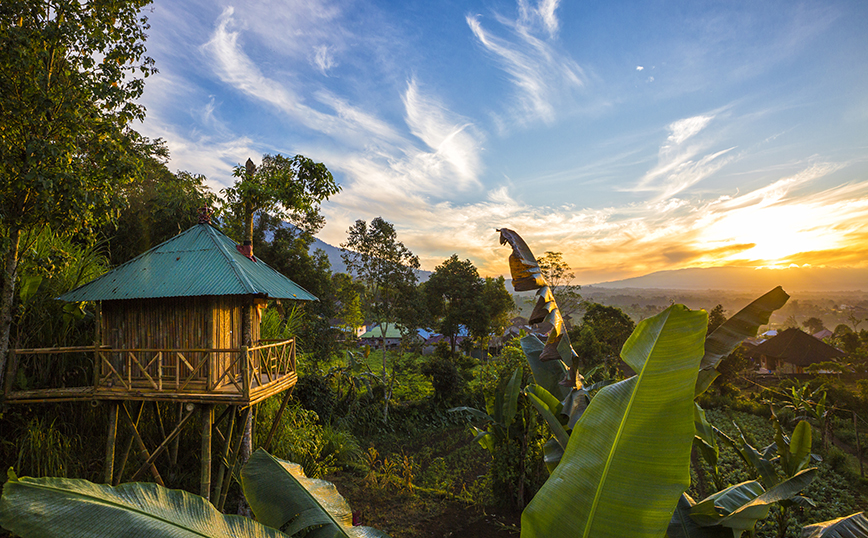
[
  {"left": 0, "top": 0, "right": 159, "bottom": 388},
  {"left": 523, "top": 304, "right": 708, "bottom": 538},
  {"left": 535, "top": 251, "right": 582, "bottom": 321},
  {"left": 420, "top": 355, "right": 466, "bottom": 405},
  {"left": 222, "top": 153, "right": 339, "bottom": 243},
  {"left": 0, "top": 449, "right": 389, "bottom": 538},
  {"left": 802, "top": 512, "right": 868, "bottom": 538},
  {"left": 101, "top": 158, "right": 218, "bottom": 265},
  {"left": 803, "top": 317, "right": 826, "bottom": 335},
  {"left": 708, "top": 304, "right": 727, "bottom": 335},
  {"left": 342, "top": 217, "right": 420, "bottom": 385},
  {"left": 15, "top": 417, "right": 80, "bottom": 478}
]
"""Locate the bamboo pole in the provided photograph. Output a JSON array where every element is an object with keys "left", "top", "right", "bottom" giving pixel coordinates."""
[
  {"left": 200, "top": 404, "right": 214, "bottom": 501},
  {"left": 130, "top": 404, "right": 196, "bottom": 482},
  {"left": 170, "top": 403, "right": 181, "bottom": 467},
  {"left": 855, "top": 411, "right": 864, "bottom": 478},
  {"left": 218, "top": 406, "right": 251, "bottom": 512},
  {"left": 263, "top": 387, "right": 293, "bottom": 452},
  {"left": 104, "top": 402, "right": 118, "bottom": 484},
  {"left": 213, "top": 406, "right": 237, "bottom": 506},
  {"left": 114, "top": 402, "right": 144, "bottom": 486},
  {"left": 120, "top": 404, "right": 164, "bottom": 486},
  {"left": 242, "top": 346, "right": 250, "bottom": 400}
]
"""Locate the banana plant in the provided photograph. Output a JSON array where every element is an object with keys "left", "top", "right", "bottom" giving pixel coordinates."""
[
  {"left": 0, "top": 450, "right": 390, "bottom": 538},
  {"left": 522, "top": 303, "right": 708, "bottom": 538},
  {"left": 449, "top": 366, "right": 522, "bottom": 453},
  {"left": 803, "top": 512, "right": 868, "bottom": 538},
  {"left": 668, "top": 467, "right": 817, "bottom": 538}
]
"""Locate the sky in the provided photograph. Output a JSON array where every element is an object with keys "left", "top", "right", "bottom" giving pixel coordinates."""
[{"left": 135, "top": 0, "right": 868, "bottom": 284}]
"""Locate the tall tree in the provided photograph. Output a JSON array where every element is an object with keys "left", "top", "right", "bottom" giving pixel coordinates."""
[
  {"left": 707, "top": 304, "right": 727, "bottom": 335},
  {"left": 424, "top": 255, "right": 486, "bottom": 354},
  {"left": 535, "top": 251, "right": 582, "bottom": 323},
  {"left": 802, "top": 316, "right": 826, "bottom": 334},
  {"left": 341, "top": 217, "right": 419, "bottom": 382},
  {"left": 0, "top": 0, "right": 158, "bottom": 387},
  {"left": 222, "top": 154, "right": 339, "bottom": 251},
  {"left": 102, "top": 157, "right": 218, "bottom": 265},
  {"left": 481, "top": 276, "right": 515, "bottom": 357}
]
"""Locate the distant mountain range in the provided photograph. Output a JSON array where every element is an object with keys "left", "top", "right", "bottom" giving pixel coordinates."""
[
  {"left": 309, "top": 235, "right": 432, "bottom": 281},
  {"left": 587, "top": 266, "right": 868, "bottom": 292}
]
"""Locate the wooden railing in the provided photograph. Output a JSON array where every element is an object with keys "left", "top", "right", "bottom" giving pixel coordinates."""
[{"left": 4, "top": 339, "right": 296, "bottom": 401}]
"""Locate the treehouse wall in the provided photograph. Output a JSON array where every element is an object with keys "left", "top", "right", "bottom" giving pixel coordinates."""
[{"left": 101, "top": 296, "right": 259, "bottom": 387}]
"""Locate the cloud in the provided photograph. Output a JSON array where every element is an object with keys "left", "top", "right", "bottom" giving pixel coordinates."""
[
  {"left": 312, "top": 45, "right": 337, "bottom": 74},
  {"left": 518, "top": 0, "right": 561, "bottom": 37},
  {"left": 633, "top": 113, "right": 735, "bottom": 199},
  {"left": 636, "top": 66, "right": 644, "bottom": 71},
  {"left": 466, "top": 6, "right": 584, "bottom": 127}
]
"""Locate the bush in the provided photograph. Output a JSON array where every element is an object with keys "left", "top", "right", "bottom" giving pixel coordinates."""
[{"left": 420, "top": 356, "right": 465, "bottom": 405}]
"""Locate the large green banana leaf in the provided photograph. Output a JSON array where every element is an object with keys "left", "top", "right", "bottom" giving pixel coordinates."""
[
  {"left": 242, "top": 449, "right": 389, "bottom": 538},
  {"left": 521, "top": 304, "right": 707, "bottom": 538},
  {"left": 667, "top": 494, "right": 731, "bottom": 538},
  {"left": 0, "top": 469, "right": 287, "bottom": 538},
  {"left": 696, "top": 286, "right": 789, "bottom": 396},
  {"left": 521, "top": 334, "right": 570, "bottom": 400},
  {"left": 803, "top": 512, "right": 868, "bottom": 538}
]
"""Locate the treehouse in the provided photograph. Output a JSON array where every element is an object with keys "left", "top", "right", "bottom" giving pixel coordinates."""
[{"left": 2, "top": 214, "right": 316, "bottom": 502}]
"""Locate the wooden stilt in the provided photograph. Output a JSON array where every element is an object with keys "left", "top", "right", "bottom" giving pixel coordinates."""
[
  {"left": 213, "top": 405, "right": 237, "bottom": 506},
  {"left": 120, "top": 404, "right": 164, "bottom": 486},
  {"left": 200, "top": 404, "right": 214, "bottom": 501},
  {"left": 114, "top": 402, "right": 144, "bottom": 485},
  {"left": 263, "top": 387, "right": 293, "bottom": 452},
  {"left": 130, "top": 404, "right": 196, "bottom": 481},
  {"left": 170, "top": 403, "right": 181, "bottom": 467},
  {"left": 104, "top": 402, "right": 118, "bottom": 484},
  {"left": 855, "top": 411, "right": 864, "bottom": 478},
  {"left": 218, "top": 406, "right": 251, "bottom": 511}
]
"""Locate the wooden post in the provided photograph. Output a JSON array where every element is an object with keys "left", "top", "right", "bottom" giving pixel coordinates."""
[
  {"left": 213, "top": 405, "right": 237, "bottom": 506},
  {"left": 3, "top": 349, "right": 16, "bottom": 396},
  {"left": 263, "top": 387, "right": 293, "bottom": 452},
  {"left": 170, "top": 403, "right": 182, "bottom": 467},
  {"left": 114, "top": 402, "right": 144, "bottom": 486},
  {"left": 855, "top": 411, "right": 864, "bottom": 478},
  {"left": 218, "top": 406, "right": 252, "bottom": 512},
  {"left": 200, "top": 404, "right": 214, "bottom": 501},
  {"left": 130, "top": 404, "right": 196, "bottom": 482},
  {"left": 104, "top": 402, "right": 118, "bottom": 484},
  {"left": 242, "top": 346, "right": 250, "bottom": 399},
  {"left": 120, "top": 404, "right": 164, "bottom": 486}
]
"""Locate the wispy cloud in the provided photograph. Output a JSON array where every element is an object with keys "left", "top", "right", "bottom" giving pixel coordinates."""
[
  {"left": 633, "top": 113, "right": 735, "bottom": 200},
  {"left": 466, "top": 2, "right": 584, "bottom": 127}
]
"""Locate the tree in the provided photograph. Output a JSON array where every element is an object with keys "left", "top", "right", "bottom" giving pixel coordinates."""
[
  {"left": 535, "top": 251, "right": 582, "bottom": 323},
  {"left": 341, "top": 217, "right": 419, "bottom": 382},
  {"left": 222, "top": 154, "right": 340, "bottom": 249},
  {"left": 481, "top": 276, "right": 515, "bottom": 356},
  {"left": 802, "top": 316, "right": 825, "bottom": 334},
  {"left": 707, "top": 304, "right": 726, "bottom": 335},
  {"left": 424, "top": 255, "right": 486, "bottom": 354},
  {"left": 0, "top": 0, "right": 158, "bottom": 387},
  {"left": 101, "top": 157, "right": 218, "bottom": 265}
]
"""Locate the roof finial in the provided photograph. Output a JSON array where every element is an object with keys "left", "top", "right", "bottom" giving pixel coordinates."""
[{"left": 198, "top": 206, "right": 213, "bottom": 224}]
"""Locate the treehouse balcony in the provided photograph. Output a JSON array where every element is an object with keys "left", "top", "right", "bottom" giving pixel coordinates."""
[{"left": 3, "top": 338, "right": 296, "bottom": 406}]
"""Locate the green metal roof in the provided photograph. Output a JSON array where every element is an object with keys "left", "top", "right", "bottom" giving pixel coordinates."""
[
  {"left": 58, "top": 224, "right": 317, "bottom": 302},
  {"left": 360, "top": 323, "right": 403, "bottom": 339}
]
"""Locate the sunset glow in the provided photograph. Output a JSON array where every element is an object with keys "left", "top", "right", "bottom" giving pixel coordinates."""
[{"left": 137, "top": 0, "right": 868, "bottom": 284}]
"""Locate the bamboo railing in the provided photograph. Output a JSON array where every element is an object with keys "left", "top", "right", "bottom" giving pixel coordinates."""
[{"left": 4, "top": 339, "right": 296, "bottom": 403}]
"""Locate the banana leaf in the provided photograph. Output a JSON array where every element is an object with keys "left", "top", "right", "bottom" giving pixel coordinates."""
[
  {"left": 775, "top": 419, "right": 813, "bottom": 477},
  {"left": 667, "top": 494, "right": 731, "bottom": 538},
  {"left": 803, "top": 512, "right": 868, "bottom": 538},
  {"left": 521, "top": 334, "right": 570, "bottom": 400},
  {"left": 241, "top": 449, "right": 389, "bottom": 538},
  {"left": 521, "top": 304, "right": 707, "bottom": 538},
  {"left": 525, "top": 384, "right": 570, "bottom": 450},
  {"left": 690, "top": 468, "right": 817, "bottom": 537},
  {"left": 694, "top": 403, "right": 720, "bottom": 476},
  {"left": 0, "top": 468, "right": 286, "bottom": 538},
  {"left": 696, "top": 286, "right": 789, "bottom": 396}
]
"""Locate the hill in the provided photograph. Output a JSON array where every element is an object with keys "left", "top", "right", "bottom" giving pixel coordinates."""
[
  {"left": 310, "top": 235, "right": 432, "bottom": 281},
  {"left": 587, "top": 266, "right": 868, "bottom": 292}
]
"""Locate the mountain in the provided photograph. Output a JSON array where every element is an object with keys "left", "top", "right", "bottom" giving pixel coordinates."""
[
  {"left": 586, "top": 266, "right": 868, "bottom": 292},
  {"left": 309, "top": 235, "right": 432, "bottom": 281}
]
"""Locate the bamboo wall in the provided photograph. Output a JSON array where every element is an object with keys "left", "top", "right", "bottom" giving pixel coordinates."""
[{"left": 101, "top": 296, "right": 258, "bottom": 389}]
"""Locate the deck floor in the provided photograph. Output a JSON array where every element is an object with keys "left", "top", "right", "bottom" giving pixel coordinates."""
[{"left": 3, "top": 372, "right": 297, "bottom": 405}]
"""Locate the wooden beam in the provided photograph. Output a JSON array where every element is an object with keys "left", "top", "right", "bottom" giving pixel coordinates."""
[
  {"left": 104, "top": 402, "right": 118, "bottom": 484},
  {"left": 213, "top": 406, "right": 237, "bottom": 506},
  {"left": 200, "top": 404, "right": 214, "bottom": 501},
  {"left": 120, "top": 404, "right": 164, "bottom": 486},
  {"left": 217, "top": 406, "right": 251, "bottom": 512},
  {"left": 114, "top": 402, "right": 144, "bottom": 486},
  {"left": 262, "top": 387, "right": 293, "bottom": 452},
  {"left": 130, "top": 404, "right": 196, "bottom": 482}
]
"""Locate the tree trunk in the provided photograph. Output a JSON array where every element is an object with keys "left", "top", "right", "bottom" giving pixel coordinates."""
[
  {"left": 0, "top": 227, "right": 21, "bottom": 391},
  {"left": 381, "top": 326, "right": 387, "bottom": 382}
]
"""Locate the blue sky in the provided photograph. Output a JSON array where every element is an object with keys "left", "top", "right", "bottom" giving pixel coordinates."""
[{"left": 136, "top": 0, "right": 868, "bottom": 283}]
